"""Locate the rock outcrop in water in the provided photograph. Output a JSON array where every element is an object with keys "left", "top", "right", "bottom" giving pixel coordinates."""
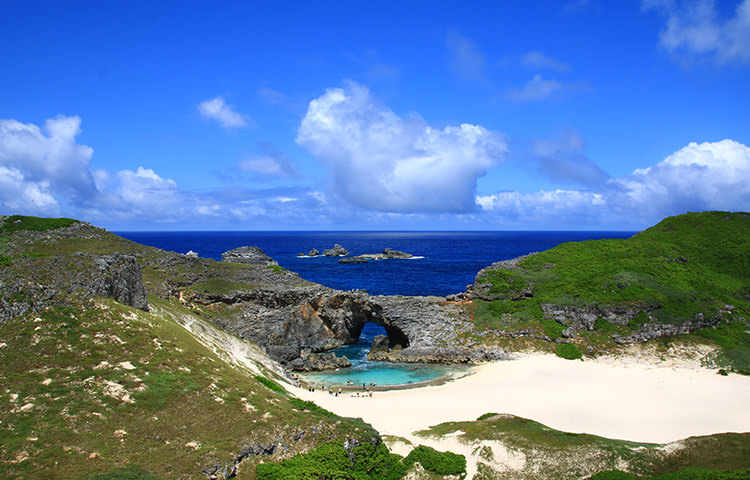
[
  {"left": 222, "top": 245, "right": 278, "bottom": 266},
  {"left": 322, "top": 244, "right": 350, "bottom": 256},
  {"left": 338, "top": 248, "right": 415, "bottom": 264}
]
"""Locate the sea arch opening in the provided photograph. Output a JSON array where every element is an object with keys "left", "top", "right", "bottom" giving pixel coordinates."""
[{"left": 347, "top": 318, "right": 409, "bottom": 351}]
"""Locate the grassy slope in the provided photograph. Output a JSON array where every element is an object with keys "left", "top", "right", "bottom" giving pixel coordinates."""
[
  {"left": 2, "top": 214, "right": 749, "bottom": 479},
  {"left": 417, "top": 414, "right": 750, "bottom": 480},
  {"left": 0, "top": 216, "right": 375, "bottom": 479},
  {"left": 469, "top": 212, "right": 750, "bottom": 371},
  {"left": 0, "top": 297, "right": 378, "bottom": 479}
]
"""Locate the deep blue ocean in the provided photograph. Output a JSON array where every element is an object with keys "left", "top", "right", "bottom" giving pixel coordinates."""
[
  {"left": 116, "top": 230, "right": 635, "bottom": 386},
  {"left": 115, "top": 231, "right": 634, "bottom": 297}
]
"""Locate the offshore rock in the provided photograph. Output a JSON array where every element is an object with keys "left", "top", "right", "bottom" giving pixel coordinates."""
[
  {"left": 222, "top": 246, "right": 278, "bottom": 266},
  {"left": 348, "top": 249, "right": 414, "bottom": 262},
  {"left": 339, "top": 256, "right": 369, "bottom": 264},
  {"left": 322, "top": 244, "right": 349, "bottom": 256}
]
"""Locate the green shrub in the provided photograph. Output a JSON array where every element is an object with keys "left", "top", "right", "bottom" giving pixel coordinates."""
[
  {"left": 86, "top": 464, "right": 163, "bottom": 480},
  {"left": 256, "top": 441, "right": 406, "bottom": 480},
  {"left": 403, "top": 445, "right": 466, "bottom": 476},
  {"left": 254, "top": 374, "right": 286, "bottom": 393},
  {"left": 589, "top": 471, "right": 636, "bottom": 480},
  {"left": 477, "top": 412, "right": 499, "bottom": 421},
  {"left": 267, "top": 264, "right": 286, "bottom": 274},
  {"left": 555, "top": 342, "right": 583, "bottom": 360},
  {"left": 288, "top": 398, "right": 337, "bottom": 418},
  {"left": 0, "top": 215, "right": 77, "bottom": 234},
  {"left": 589, "top": 468, "right": 750, "bottom": 480}
]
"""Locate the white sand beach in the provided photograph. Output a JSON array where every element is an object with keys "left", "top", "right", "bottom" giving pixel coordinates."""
[{"left": 294, "top": 353, "right": 750, "bottom": 445}]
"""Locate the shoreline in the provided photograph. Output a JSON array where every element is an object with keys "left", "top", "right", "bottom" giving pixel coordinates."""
[
  {"left": 296, "top": 365, "right": 479, "bottom": 392},
  {"left": 292, "top": 352, "right": 750, "bottom": 445}
]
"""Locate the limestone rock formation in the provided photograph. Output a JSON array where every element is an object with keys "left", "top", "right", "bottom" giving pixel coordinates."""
[
  {"left": 322, "top": 244, "right": 350, "bottom": 256},
  {"left": 222, "top": 246, "right": 278, "bottom": 266},
  {"left": 339, "top": 256, "right": 369, "bottom": 264}
]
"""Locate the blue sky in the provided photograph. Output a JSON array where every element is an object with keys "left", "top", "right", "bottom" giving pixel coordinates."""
[{"left": 1, "top": 0, "right": 749, "bottom": 231}]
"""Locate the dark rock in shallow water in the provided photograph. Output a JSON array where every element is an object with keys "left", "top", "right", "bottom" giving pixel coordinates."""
[
  {"left": 222, "top": 246, "right": 278, "bottom": 266},
  {"left": 368, "top": 345, "right": 508, "bottom": 364},
  {"left": 370, "top": 335, "right": 389, "bottom": 352},
  {"left": 339, "top": 256, "right": 368, "bottom": 264},
  {"left": 288, "top": 351, "right": 352, "bottom": 371},
  {"left": 322, "top": 244, "right": 349, "bottom": 256},
  {"left": 381, "top": 248, "right": 412, "bottom": 259}
]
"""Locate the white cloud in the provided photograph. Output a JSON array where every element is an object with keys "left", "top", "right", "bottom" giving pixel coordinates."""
[
  {"left": 532, "top": 130, "right": 609, "bottom": 186},
  {"left": 521, "top": 51, "right": 570, "bottom": 72},
  {"left": 116, "top": 167, "right": 181, "bottom": 214},
  {"left": 296, "top": 81, "right": 508, "bottom": 213},
  {"left": 504, "top": 75, "right": 591, "bottom": 102},
  {"left": 479, "top": 139, "right": 750, "bottom": 228},
  {"left": 644, "top": 0, "right": 750, "bottom": 65},
  {"left": 0, "top": 115, "right": 99, "bottom": 215},
  {"left": 198, "top": 96, "right": 251, "bottom": 128},
  {"left": 446, "top": 30, "right": 486, "bottom": 83},
  {"left": 505, "top": 75, "right": 564, "bottom": 101},
  {"left": 237, "top": 144, "right": 299, "bottom": 178},
  {"left": 239, "top": 157, "right": 288, "bottom": 176},
  {"left": 610, "top": 139, "right": 750, "bottom": 215}
]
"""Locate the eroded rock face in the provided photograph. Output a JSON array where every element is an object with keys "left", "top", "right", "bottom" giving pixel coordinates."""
[
  {"left": 222, "top": 246, "right": 278, "bottom": 266},
  {"left": 612, "top": 313, "right": 722, "bottom": 344},
  {"left": 186, "top": 282, "right": 496, "bottom": 370},
  {"left": 322, "top": 244, "right": 350, "bottom": 257},
  {"left": 93, "top": 253, "right": 149, "bottom": 311},
  {"left": 1, "top": 251, "right": 149, "bottom": 324}
]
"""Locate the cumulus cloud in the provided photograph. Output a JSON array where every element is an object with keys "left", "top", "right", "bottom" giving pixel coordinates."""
[
  {"left": 0, "top": 114, "right": 191, "bottom": 223},
  {"left": 0, "top": 115, "right": 98, "bottom": 215},
  {"left": 643, "top": 0, "right": 750, "bottom": 64},
  {"left": 479, "top": 139, "right": 750, "bottom": 228},
  {"left": 610, "top": 139, "right": 750, "bottom": 216},
  {"left": 296, "top": 81, "right": 508, "bottom": 213},
  {"left": 477, "top": 189, "right": 607, "bottom": 226},
  {"left": 521, "top": 51, "right": 570, "bottom": 72},
  {"left": 116, "top": 167, "right": 182, "bottom": 214},
  {"left": 446, "top": 30, "right": 486, "bottom": 83},
  {"left": 198, "top": 96, "right": 252, "bottom": 128},
  {"left": 532, "top": 130, "right": 609, "bottom": 186}
]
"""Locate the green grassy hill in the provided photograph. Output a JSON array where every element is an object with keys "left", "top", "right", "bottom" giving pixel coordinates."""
[
  {"left": 417, "top": 414, "right": 750, "bottom": 480},
  {"left": 468, "top": 211, "right": 750, "bottom": 372},
  {"left": 1, "top": 213, "right": 749, "bottom": 479},
  {"left": 0, "top": 216, "right": 388, "bottom": 479}
]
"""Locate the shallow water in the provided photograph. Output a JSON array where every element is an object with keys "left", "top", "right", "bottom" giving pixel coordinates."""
[{"left": 299, "top": 323, "right": 471, "bottom": 387}]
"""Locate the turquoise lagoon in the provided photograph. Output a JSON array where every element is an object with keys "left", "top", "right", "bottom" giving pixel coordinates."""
[{"left": 299, "top": 323, "right": 472, "bottom": 388}]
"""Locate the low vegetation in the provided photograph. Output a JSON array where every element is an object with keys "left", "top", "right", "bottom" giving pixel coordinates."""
[
  {"left": 469, "top": 212, "right": 750, "bottom": 373},
  {"left": 2, "top": 213, "right": 749, "bottom": 479},
  {"left": 418, "top": 414, "right": 750, "bottom": 480}
]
